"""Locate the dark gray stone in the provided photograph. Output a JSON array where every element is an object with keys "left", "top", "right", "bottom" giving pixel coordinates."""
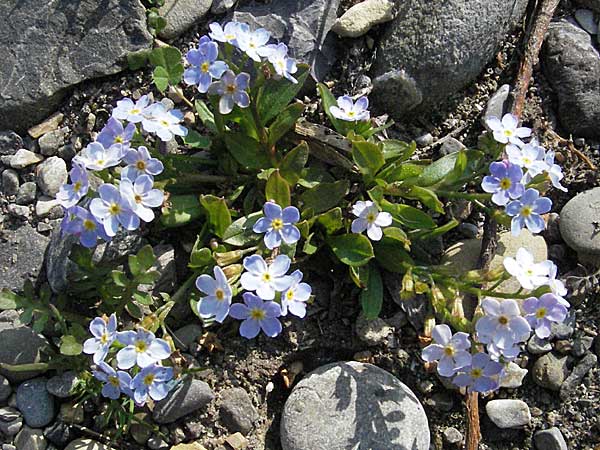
[
  {"left": 46, "top": 372, "right": 78, "bottom": 398},
  {"left": 543, "top": 21, "right": 600, "bottom": 139},
  {"left": 38, "top": 128, "right": 67, "bottom": 157},
  {"left": 2, "top": 169, "right": 20, "bottom": 196},
  {"left": 527, "top": 335, "right": 553, "bottom": 355},
  {"left": 15, "top": 182, "right": 37, "bottom": 205},
  {"left": 534, "top": 427, "right": 568, "bottom": 450},
  {"left": 16, "top": 378, "right": 55, "bottom": 428},
  {"left": 0, "top": 0, "right": 152, "bottom": 132},
  {"left": 233, "top": 0, "right": 340, "bottom": 80},
  {"left": 14, "top": 426, "right": 47, "bottom": 450},
  {"left": 44, "top": 421, "right": 76, "bottom": 447},
  {"left": 372, "top": 0, "right": 528, "bottom": 116},
  {"left": 559, "top": 187, "right": 600, "bottom": 264},
  {"left": 0, "top": 375, "right": 11, "bottom": 403},
  {"left": 576, "top": 0, "right": 600, "bottom": 12},
  {"left": 219, "top": 387, "right": 258, "bottom": 435},
  {"left": 211, "top": 0, "right": 235, "bottom": 14},
  {"left": 0, "top": 132, "right": 23, "bottom": 156},
  {"left": 158, "top": 0, "right": 213, "bottom": 40},
  {"left": 280, "top": 361, "right": 430, "bottom": 450},
  {"left": 532, "top": 353, "right": 569, "bottom": 391},
  {"left": 44, "top": 228, "right": 78, "bottom": 294},
  {"left": 560, "top": 353, "right": 597, "bottom": 399},
  {"left": 173, "top": 324, "right": 203, "bottom": 352},
  {"left": 572, "top": 336, "right": 594, "bottom": 357},
  {"left": 0, "top": 224, "right": 49, "bottom": 292},
  {"left": 0, "top": 324, "right": 49, "bottom": 383},
  {"left": 152, "top": 379, "right": 215, "bottom": 424}
]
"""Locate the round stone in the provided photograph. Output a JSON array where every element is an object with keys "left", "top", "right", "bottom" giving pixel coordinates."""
[
  {"left": 16, "top": 378, "right": 55, "bottom": 428},
  {"left": 280, "top": 361, "right": 430, "bottom": 450},
  {"left": 485, "top": 399, "right": 531, "bottom": 429},
  {"left": 559, "top": 187, "right": 600, "bottom": 264},
  {"left": 64, "top": 438, "right": 114, "bottom": 450}
]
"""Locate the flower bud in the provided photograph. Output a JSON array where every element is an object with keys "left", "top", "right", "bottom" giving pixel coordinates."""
[
  {"left": 214, "top": 250, "right": 243, "bottom": 266},
  {"left": 222, "top": 264, "right": 243, "bottom": 280}
]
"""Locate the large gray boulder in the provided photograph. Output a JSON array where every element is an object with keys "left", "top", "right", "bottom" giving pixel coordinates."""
[
  {"left": 233, "top": 0, "right": 340, "bottom": 80},
  {"left": 543, "top": 21, "right": 600, "bottom": 139},
  {"left": 281, "top": 361, "right": 430, "bottom": 450},
  {"left": 158, "top": 0, "right": 213, "bottom": 40},
  {"left": 0, "top": 0, "right": 152, "bottom": 132},
  {"left": 372, "top": 0, "right": 528, "bottom": 117},
  {"left": 0, "top": 323, "right": 50, "bottom": 383}
]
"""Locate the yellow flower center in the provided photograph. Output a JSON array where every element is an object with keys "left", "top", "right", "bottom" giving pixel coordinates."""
[
  {"left": 523, "top": 157, "right": 532, "bottom": 165},
  {"left": 262, "top": 273, "right": 271, "bottom": 282},
  {"left": 471, "top": 368, "right": 483, "bottom": 379},
  {"left": 347, "top": 111, "right": 356, "bottom": 117},
  {"left": 109, "top": 376, "right": 120, "bottom": 387},
  {"left": 131, "top": 108, "right": 141, "bottom": 115},
  {"left": 96, "top": 159, "right": 105, "bottom": 166},
  {"left": 109, "top": 203, "right": 121, "bottom": 215},
  {"left": 215, "top": 289, "right": 225, "bottom": 301},
  {"left": 134, "top": 194, "right": 143, "bottom": 204},
  {"left": 73, "top": 181, "right": 82, "bottom": 192},
  {"left": 498, "top": 315, "right": 509, "bottom": 326},
  {"left": 143, "top": 374, "right": 155, "bottom": 386},
  {"left": 271, "top": 218, "right": 284, "bottom": 230},
  {"left": 286, "top": 290, "right": 294, "bottom": 300},
  {"left": 225, "top": 34, "right": 236, "bottom": 40},
  {"left": 250, "top": 308, "right": 266, "bottom": 320},
  {"left": 201, "top": 62, "right": 210, "bottom": 73},
  {"left": 499, "top": 177, "right": 511, "bottom": 190},
  {"left": 114, "top": 136, "right": 124, "bottom": 143},
  {"left": 83, "top": 219, "right": 96, "bottom": 231},
  {"left": 521, "top": 206, "right": 533, "bottom": 217},
  {"left": 226, "top": 84, "right": 236, "bottom": 94},
  {"left": 535, "top": 308, "right": 547, "bottom": 319},
  {"left": 366, "top": 212, "right": 376, "bottom": 223},
  {"left": 443, "top": 346, "right": 455, "bottom": 357},
  {"left": 504, "top": 129, "right": 513, "bottom": 137},
  {"left": 160, "top": 120, "right": 169, "bottom": 127},
  {"left": 135, "top": 340, "right": 147, "bottom": 353},
  {"left": 100, "top": 333, "right": 109, "bottom": 344},
  {"left": 136, "top": 160, "right": 146, "bottom": 171}
]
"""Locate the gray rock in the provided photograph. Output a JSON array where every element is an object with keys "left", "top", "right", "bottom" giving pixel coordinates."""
[
  {"left": 532, "top": 353, "right": 569, "bottom": 391},
  {"left": 415, "top": 133, "right": 433, "bottom": 147},
  {"left": 36, "top": 157, "right": 67, "bottom": 197},
  {"left": 0, "top": 417, "right": 22, "bottom": 437},
  {"left": 0, "top": 375, "right": 11, "bottom": 403},
  {"left": 219, "top": 387, "right": 258, "bottom": 435},
  {"left": 44, "top": 421, "right": 76, "bottom": 447},
  {"left": 14, "top": 426, "right": 47, "bottom": 450},
  {"left": 560, "top": 353, "right": 597, "bottom": 399},
  {"left": 572, "top": 336, "right": 594, "bottom": 357},
  {"left": 0, "top": 224, "right": 50, "bottom": 293},
  {"left": 151, "top": 244, "right": 177, "bottom": 294},
  {"left": 534, "top": 427, "right": 568, "bottom": 450},
  {"left": 575, "top": 9, "right": 598, "bottom": 34},
  {"left": 173, "top": 324, "right": 203, "bottom": 351},
  {"left": 484, "top": 84, "right": 511, "bottom": 125},
  {"left": 550, "top": 311, "right": 575, "bottom": 339},
  {"left": 147, "top": 436, "right": 169, "bottom": 450},
  {"left": 443, "top": 427, "right": 463, "bottom": 445},
  {"left": 7, "top": 204, "right": 30, "bottom": 219},
  {"left": 371, "top": 70, "right": 423, "bottom": 118},
  {"left": 0, "top": 406, "right": 21, "bottom": 422},
  {"left": 16, "top": 378, "right": 54, "bottom": 428},
  {"left": 93, "top": 228, "right": 147, "bottom": 265},
  {"left": 16, "top": 182, "right": 37, "bottom": 205},
  {"left": 2, "top": 169, "right": 20, "bottom": 196},
  {"left": 499, "top": 362, "right": 528, "bottom": 389},
  {"left": 38, "top": 128, "right": 68, "bottom": 156},
  {"left": 35, "top": 197, "right": 61, "bottom": 219},
  {"left": 332, "top": 0, "right": 396, "bottom": 38},
  {"left": 64, "top": 439, "right": 114, "bottom": 450},
  {"left": 233, "top": 0, "right": 340, "bottom": 80},
  {"left": 372, "top": 0, "right": 528, "bottom": 116},
  {"left": 527, "top": 335, "right": 553, "bottom": 355},
  {"left": 280, "top": 361, "right": 430, "bottom": 450},
  {"left": 46, "top": 372, "right": 78, "bottom": 398},
  {"left": 211, "top": 0, "right": 235, "bottom": 14},
  {"left": 44, "top": 228, "right": 79, "bottom": 294},
  {"left": 158, "top": 0, "right": 212, "bottom": 39},
  {"left": 543, "top": 21, "right": 600, "bottom": 139},
  {"left": 10, "top": 149, "right": 44, "bottom": 169},
  {"left": 0, "top": 132, "right": 23, "bottom": 156},
  {"left": 559, "top": 187, "right": 600, "bottom": 264},
  {"left": 152, "top": 378, "right": 215, "bottom": 424},
  {"left": 440, "top": 138, "right": 466, "bottom": 156},
  {"left": 355, "top": 316, "right": 393, "bottom": 346},
  {"left": 0, "top": 0, "right": 152, "bottom": 132},
  {"left": 485, "top": 399, "right": 531, "bottom": 429},
  {"left": 458, "top": 223, "right": 478, "bottom": 239}
]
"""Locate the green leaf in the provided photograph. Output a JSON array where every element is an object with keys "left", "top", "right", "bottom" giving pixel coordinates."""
[
  {"left": 194, "top": 100, "right": 217, "bottom": 133},
  {"left": 189, "top": 236, "right": 213, "bottom": 269},
  {"left": 360, "top": 265, "right": 383, "bottom": 320},
  {"left": 316, "top": 207, "right": 343, "bottom": 234},
  {"left": 148, "top": 46, "right": 184, "bottom": 85},
  {"left": 183, "top": 130, "right": 211, "bottom": 149},
  {"left": 0, "top": 289, "right": 19, "bottom": 310},
  {"left": 349, "top": 264, "right": 370, "bottom": 288},
  {"left": 329, "top": 234, "right": 374, "bottom": 267},
  {"left": 257, "top": 64, "right": 310, "bottom": 125},
  {"left": 381, "top": 140, "right": 416, "bottom": 162},
  {"left": 111, "top": 270, "right": 128, "bottom": 287},
  {"left": 383, "top": 227, "right": 411, "bottom": 250},
  {"left": 222, "top": 212, "right": 262, "bottom": 246},
  {"left": 352, "top": 140, "right": 385, "bottom": 178},
  {"left": 153, "top": 66, "right": 170, "bottom": 92},
  {"left": 160, "top": 195, "right": 203, "bottom": 228},
  {"left": 268, "top": 103, "right": 304, "bottom": 147},
  {"left": 127, "top": 49, "right": 151, "bottom": 70},
  {"left": 280, "top": 142, "right": 309, "bottom": 186},
  {"left": 378, "top": 161, "right": 426, "bottom": 183},
  {"left": 147, "top": 9, "right": 167, "bottom": 35},
  {"left": 413, "top": 150, "right": 479, "bottom": 188},
  {"left": 373, "top": 237, "right": 414, "bottom": 273},
  {"left": 265, "top": 169, "right": 291, "bottom": 206},
  {"left": 132, "top": 291, "right": 155, "bottom": 305},
  {"left": 386, "top": 184, "right": 444, "bottom": 213},
  {"left": 224, "top": 133, "right": 271, "bottom": 170},
  {"left": 382, "top": 202, "right": 436, "bottom": 229},
  {"left": 317, "top": 83, "right": 347, "bottom": 135},
  {"left": 200, "top": 195, "right": 232, "bottom": 238},
  {"left": 298, "top": 163, "right": 335, "bottom": 188},
  {"left": 137, "top": 245, "right": 156, "bottom": 272},
  {"left": 302, "top": 233, "right": 318, "bottom": 255},
  {"left": 136, "top": 271, "right": 160, "bottom": 285},
  {"left": 301, "top": 180, "right": 349, "bottom": 215},
  {"left": 60, "top": 335, "right": 83, "bottom": 356}
]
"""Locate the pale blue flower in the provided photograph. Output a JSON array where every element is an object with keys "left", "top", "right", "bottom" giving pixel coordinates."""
[
  {"left": 235, "top": 25, "right": 270, "bottom": 62},
  {"left": 73, "top": 142, "right": 123, "bottom": 171},
  {"left": 122, "top": 146, "right": 164, "bottom": 181},
  {"left": 486, "top": 113, "right": 531, "bottom": 146},
  {"left": 229, "top": 292, "right": 282, "bottom": 339},
  {"left": 351, "top": 201, "right": 392, "bottom": 241},
  {"left": 240, "top": 254, "right": 293, "bottom": 300},
  {"left": 130, "top": 363, "right": 174, "bottom": 405},
  {"left": 208, "top": 70, "right": 250, "bottom": 115},
  {"left": 83, "top": 314, "right": 118, "bottom": 364},
  {"left": 475, "top": 298, "right": 531, "bottom": 351},
  {"left": 481, "top": 160, "right": 525, "bottom": 206},
  {"left": 120, "top": 174, "right": 164, "bottom": 223},
  {"left": 506, "top": 188, "right": 552, "bottom": 236},
  {"left": 196, "top": 266, "right": 232, "bottom": 323},
  {"left": 56, "top": 162, "right": 89, "bottom": 208},
  {"left": 89, "top": 184, "right": 139, "bottom": 237},
  {"left": 421, "top": 324, "right": 472, "bottom": 377},
  {"left": 330, "top": 96, "right": 370, "bottom": 122},
  {"left": 184, "top": 37, "right": 229, "bottom": 93},
  {"left": 253, "top": 202, "right": 301, "bottom": 250},
  {"left": 116, "top": 328, "right": 172, "bottom": 370},
  {"left": 209, "top": 21, "right": 242, "bottom": 46},
  {"left": 141, "top": 103, "right": 188, "bottom": 142},
  {"left": 97, "top": 117, "right": 136, "bottom": 149},
  {"left": 257, "top": 43, "right": 298, "bottom": 83},
  {"left": 453, "top": 352, "right": 504, "bottom": 393},
  {"left": 71, "top": 206, "right": 110, "bottom": 248},
  {"left": 112, "top": 95, "right": 151, "bottom": 123},
  {"left": 280, "top": 270, "right": 311, "bottom": 318},
  {"left": 523, "top": 293, "right": 569, "bottom": 339},
  {"left": 93, "top": 361, "right": 133, "bottom": 400}
]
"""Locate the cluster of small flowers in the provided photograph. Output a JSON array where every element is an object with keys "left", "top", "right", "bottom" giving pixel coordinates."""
[
  {"left": 183, "top": 21, "right": 299, "bottom": 115},
  {"left": 196, "top": 201, "right": 311, "bottom": 339},
  {"left": 422, "top": 248, "right": 570, "bottom": 393},
  {"left": 482, "top": 113, "right": 567, "bottom": 236},
  {"left": 83, "top": 314, "right": 174, "bottom": 405},
  {"left": 57, "top": 96, "right": 188, "bottom": 247}
]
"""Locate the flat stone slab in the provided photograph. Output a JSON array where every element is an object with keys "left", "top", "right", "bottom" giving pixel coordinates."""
[{"left": 281, "top": 361, "right": 430, "bottom": 450}]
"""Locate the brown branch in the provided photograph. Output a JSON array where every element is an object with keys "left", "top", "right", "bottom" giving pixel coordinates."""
[
  {"left": 465, "top": 392, "right": 481, "bottom": 450},
  {"left": 546, "top": 129, "right": 597, "bottom": 170}
]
